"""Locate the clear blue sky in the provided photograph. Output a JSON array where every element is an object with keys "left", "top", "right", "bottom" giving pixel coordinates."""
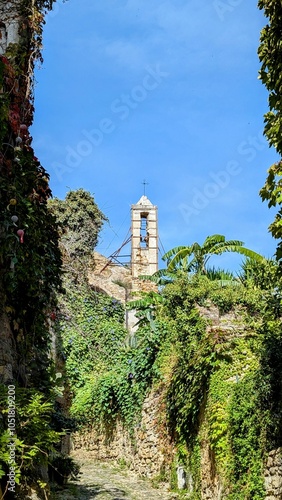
[{"left": 31, "top": 0, "right": 278, "bottom": 272}]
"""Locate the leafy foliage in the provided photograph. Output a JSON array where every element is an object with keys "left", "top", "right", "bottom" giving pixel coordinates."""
[
  {"left": 162, "top": 234, "right": 264, "bottom": 274},
  {"left": 257, "top": 319, "right": 282, "bottom": 450},
  {"left": 48, "top": 189, "right": 107, "bottom": 259},
  {"left": 227, "top": 375, "right": 265, "bottom": 500},
  {"left": 126, "top": 266, "right": 280, "bottom": 496},
  {"left": 56, "top": 279, "right": 163, "bottom": 430},
  {"left": 0, "top": 388, "right": 62, "bottom": 492},
  {"left": 49, "top": 218, "right": 282, "bottom": 498},
  {"left": 258, "top": 1, "right": 282, "bottom": 262},
  {"left": 0, "top": 3, "right": 71, "bottom": 494},
  {"left": 161, "top": 275, "right": 261, "bottom": 435}
]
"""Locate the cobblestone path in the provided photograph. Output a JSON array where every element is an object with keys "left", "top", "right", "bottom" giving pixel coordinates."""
[{"left": 51, "top": 459, "right": 179, "bottom": 500}]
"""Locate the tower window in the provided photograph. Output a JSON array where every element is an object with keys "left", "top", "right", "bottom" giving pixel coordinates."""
[{"left": 140, "top": 213, "right": 148, "bottom": 248}]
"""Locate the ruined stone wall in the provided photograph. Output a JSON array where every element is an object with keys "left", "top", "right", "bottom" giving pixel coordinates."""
[
  {"left": 194, "top": 307, "right": 282, "bottom": 500},
  {"left": 264, "top": 449, "right": 282, "bottom": 499},
  {"left": 71, "top": 305, "right": 246, "bottom": 489},
  {"left": 88, "top": 252, "right": 154, "bottom": 332},
  {"left": 71, "top": 303, "right": 282, "bottom": 499},
  {"left": 72, "top": 387, "right": 175, "bottom": 479},
  {"left": 71, "top": 402, "right": 282, "bottom": 499},
  {"left": 88, "top": 252, "right": 132, "bottom": 304}
]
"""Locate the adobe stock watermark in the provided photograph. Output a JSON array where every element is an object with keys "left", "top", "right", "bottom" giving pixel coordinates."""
[
  {"left": 179, "top": 129, "right": 267, "bottom": 223},
  {"left": 6, "top": 385, "right": 17, "bottom": 494},
  {"left": 52, "top": 64, "right": 169, "bottom": 181},
  {"left": 213, "top": 0, "right": 244, "bottom": 21}
]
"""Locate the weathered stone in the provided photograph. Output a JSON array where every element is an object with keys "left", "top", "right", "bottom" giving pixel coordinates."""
[
  {"left": 177, "top": 466, "right": 187, "bottom": 490},
  {"left": 269, "top": 466, "right": 278, "bottom": 476},
  {"left": 271, "top": 476, "right": 282, "bottom": 489},
  {"left": 72, "top": 387, "right": 175, "bottom": 479},
  {"left": 88, "top": 252, "right": 131, "bottom": 304},
  {"left": 0, "top": 0, "right": 21, "bottom": 56},
  {"left": 264, "top": 448, "right": 282, "bottom": 498},
  {"left": 265, "top": 475, "right": 274, "bottom": 490},
  {"left": 131, "top": 196, "right": 158, "bottom": 286},
  {"left": 275, "top": 456, "right": 282, "bottom": 467}
]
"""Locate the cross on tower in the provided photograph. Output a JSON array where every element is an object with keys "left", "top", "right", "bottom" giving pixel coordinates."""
[{"left": 142, "top": 179, "right": 149, "bottom": 196}]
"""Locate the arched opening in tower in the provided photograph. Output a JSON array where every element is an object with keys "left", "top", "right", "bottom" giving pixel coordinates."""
[{"left": 140, "top": 212, "right": 149, "bottom": 248}]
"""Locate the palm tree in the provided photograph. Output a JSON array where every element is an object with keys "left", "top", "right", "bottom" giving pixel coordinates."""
[{"left": 162, "top": 234, "right": 264, "bottom": 275}]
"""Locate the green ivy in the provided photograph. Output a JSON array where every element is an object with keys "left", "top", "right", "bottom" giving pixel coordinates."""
[
  {"left": 56, "top": 279, "right": 163, "bottom": 431},
  {"left": 0, "top": 20, "right": 65, "bottom": 494},
  {"left": 227, "top": 375, "right": 265, "bottom": 500},
  {"left": 0, "top": 388, "right": 61, "bottom": 491},
  {"left": 48, "top": 189, "right": 107, "bottom": 259},
  {"left": 154, "top": 274, "right": 274, "bottom": 495},
  {"left": 50, "top": 241, "right": 282, "bottom": 499}
]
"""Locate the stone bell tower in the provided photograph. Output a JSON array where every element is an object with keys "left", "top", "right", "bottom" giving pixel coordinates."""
[{"left": 131, "top": 195, "right": 158, "bottom": 290}]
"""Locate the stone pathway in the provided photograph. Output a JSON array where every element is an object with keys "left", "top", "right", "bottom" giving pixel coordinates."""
[{"left": 51, "top": 459, "right": 179, "bottom": 500}]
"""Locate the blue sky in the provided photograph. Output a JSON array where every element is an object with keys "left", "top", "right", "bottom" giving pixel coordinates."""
[{"left": 31, "top": 0, "right": 278, "bottom": 272}]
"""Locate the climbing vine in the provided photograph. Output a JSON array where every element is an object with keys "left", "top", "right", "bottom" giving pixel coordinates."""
[
  {"left": 55, "top": 278, "right": 163, "bottom": 431},
  {"left": 0, "top": 1, "right": 71, "bottom": 496},
  {"left": 57, "top": 260, "right": 282, "bottom": 496},
  {"left": 0, "top": 52, "right": 62, "bottom": 386},
  {"left": 167, "top": 270, "right": 282, "bottom": 497}
]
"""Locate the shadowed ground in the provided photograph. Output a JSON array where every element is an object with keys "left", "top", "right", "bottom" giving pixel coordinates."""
[{"left": 51, "top": 458, "right": 179, "bottom": 500}]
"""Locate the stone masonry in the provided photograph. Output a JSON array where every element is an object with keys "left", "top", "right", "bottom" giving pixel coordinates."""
[
  {"left": 0, "top": 1, "right": 22, "bottom": 56},
  {"left": 131, "top": 195, "right": 158, "bottom": 292},
  {"left": 72, "top": 386, "right": 175, "bottom": 479},
  {"left": 264, "top": 448, "right": 282, "bottom": 499}
]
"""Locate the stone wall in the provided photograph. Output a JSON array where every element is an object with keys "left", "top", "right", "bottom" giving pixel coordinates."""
[
  {"left": 0, "top": 289, "right": 18, "bottom": 384},
  {"left": 264, "top": 448, "right": 282, "bottom": 499},
  {"left": 0, "top": 0, "right": 21, "bottom": 56},
  {"left": 198, "top": 306, "right": 282, "bottom": 500},
  {"left": 71, "top": 300, "right": 282, "bottom": 498},
  {"left": 200, "top": 432, "right": 224, "bottom": 499},
  {"left": 199, "top": 448, "right": 282, "bottom": 500},
  {"left": 72, "top": 386, "right": 176, "bottom": 479},
  {"left": 71, "top": 303, "right": 250, "bottom": 496},
  {"left": 88, "top": 252, "right": 157, "bottom": 332},
  {"left": 88, "top": 252, "right": 132, "bottom": 304}
]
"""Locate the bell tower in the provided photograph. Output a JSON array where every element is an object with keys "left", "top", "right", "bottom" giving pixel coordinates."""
[{"left": 131, "top": 195, "right": 158, "bottom": 289}]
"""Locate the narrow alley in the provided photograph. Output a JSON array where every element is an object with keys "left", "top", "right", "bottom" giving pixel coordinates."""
[{"left": 52, "top": 459, "right": 179, "bottom": 500}]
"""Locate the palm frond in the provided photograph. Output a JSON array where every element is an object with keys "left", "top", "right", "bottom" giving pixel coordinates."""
[
  {"left": 206, "top": 266, "right": 235, "bottom": 281},
  {"left": 213, "top": 246, "right": 265, "bottom": 261},
  {"left": 162, "top": 245, "right": 191, "bottom": 262},
  {"left": 166, "top": 248, "right": 192, "bottom": 272},
  {"left": 161, "top": 235, "right": 265, "bottom": 280},
  {"left": 202, "top": 234, "right": 226, "bottom": 250},
  {"left": 126, "top": 292, "right": 164, "bottom": 310},
  {"left": 210, "top": 240, "right": 244, "bottom": 255},
  {"left": 139, "top": 269, "right": 176, "bottom": 285}
]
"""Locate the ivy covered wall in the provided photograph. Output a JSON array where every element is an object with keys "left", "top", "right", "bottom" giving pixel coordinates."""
[
  {"left": 0, "top": 2, "right": 282, "bottom": 499},
  {"left": 0, "top": 1, "right": 68, "bottom": 498},
  {"left": 68, "top": 266, "right": 282, "bottom": 499}
]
